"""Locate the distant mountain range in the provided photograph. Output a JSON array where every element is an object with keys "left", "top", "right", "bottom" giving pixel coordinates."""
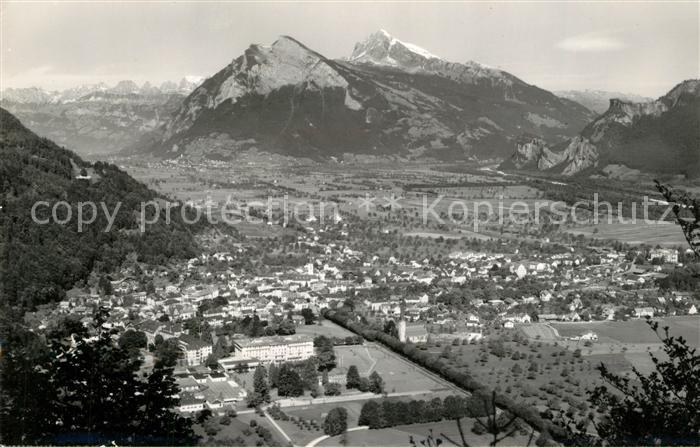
[
  {"left": 1, "top": 77, "right": 204, "bottom": 103},
  {"left": 133, "top": 31, "right": 594, "bottom": 161},
  {"left": 503, "top": 80, "right": 700, "bottom": 177},
  {"left": 555, "top": 90, "right": 653, "bottom": 115},
  {"left": 0, "top": 77, "right": 204, "bottom": 155}
]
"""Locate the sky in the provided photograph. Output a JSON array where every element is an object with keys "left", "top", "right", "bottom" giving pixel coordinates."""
[{"left": 1, "top": 1, "right": 698, "bottom": 97}]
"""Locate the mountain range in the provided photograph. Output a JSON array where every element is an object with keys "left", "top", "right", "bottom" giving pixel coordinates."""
[
  {"left": 503, "top": 79, "right": 700, "bottom": 177},
  {"left": 555, "top": 90, "right": 653, "bottom": 115},
  {"left": 133, "top": 31, "right": 594, "bottom": 161},
  {"left": 0, "top": 78, "right": 204, "bottom": 155},
  {"left": 3, "top": 31, "right": 697, "bottom": 177},
  {"left": 1, "top": 77, "right": 204, "bottom": 103}
]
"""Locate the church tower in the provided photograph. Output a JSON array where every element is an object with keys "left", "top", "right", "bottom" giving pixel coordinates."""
[{"left": 398, "top": 297, "right": 407, "bottom": 342}]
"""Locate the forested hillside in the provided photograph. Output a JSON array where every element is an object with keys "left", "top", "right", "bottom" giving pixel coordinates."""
[{"left": 0, "top": 108, "right": 202, "bottom": 309}]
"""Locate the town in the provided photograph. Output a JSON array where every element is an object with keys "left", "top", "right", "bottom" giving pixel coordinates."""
[{"left": 21, "top": 169, "right": 700, "bottom": 445}]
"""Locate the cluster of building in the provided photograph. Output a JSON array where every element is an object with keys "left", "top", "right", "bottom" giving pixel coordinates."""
[{"left": 173, "top": 366, "right": 247, "bottom": 413}]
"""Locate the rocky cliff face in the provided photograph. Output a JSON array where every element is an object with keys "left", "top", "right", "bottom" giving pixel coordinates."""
[
  {"left": 139, "top": 31, "right": 593, "bottom": 161},
  {"left": 509, "top": 135, "right": 564, "bottom": 170},
  {"left": 503, "top": 79, "right": 700, "bottom": 176},
  {"left": 161, "top": 36, "right": 356, "bottom": 142},
  {"left": 557, "top": 137, "right": 599, "bottom": 175}
]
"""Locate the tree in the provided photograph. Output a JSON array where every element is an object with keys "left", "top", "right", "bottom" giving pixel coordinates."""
[
  {"left": 276, "top": 319, "right": 296, "bottom": 336},
  {"left": 314, "top": 336, "right": 336, "bottom": 371},
  {"left": 248, "top": 365, "right": 270, "bottom": 408},
  {"left": 206, "top": 337, "right": 229, "bottom": 368},
  {"left": 118, "top": 329, "right": 148, "bottom": 353},
  {"left": 656, "top": 181, "right": 700, "bottom": 257},
  {"left": 301, "top": 308, "right": 316, "bottom": 325},
  {"left": 442, "top": 396, "right": 468, "bottom": 420},
  {"left": 369, "top": 371, "right": 385, "bottom": 394},
  {"left": 139, "top": 360, "right": 198, "bottom": 444},
  {"left": 324, "top": 383, "right": 342, "bottom": 396},
  {"left": 300, "top": 358, "right": 319, "bottom": 390},
  {"left": 358, "top": 401, "right": 382, "bottom": 428},
  {"left": 153, "top": 338, "right": 182, "bottom": 368},
  {"left": 358, "top": 377, "right": 372, "bottom": 392},
  {"left": 277, "top": 364, "right": 304, "bottom": 397},
  {"left": 268, "top": 363, "right": 280, "bottom": 388},
  {"left": 384, "top": 320, "right": 399, "bottom": 338},
  {"left": 0, "top": 308, "right": 197, "bottom": 445},
  {"left": 98, "top": 275, "right": 113, "bottom": 296},
  {"left": 346, "top": 365, "right": 362, "bottom": 389},
  {"left": 564, "top": 319, "right": 700, "bottom": 446},
  {"left": 511, "top": 363, "right": 523, "bottom": 375},
  {"left": 471, "top": 391, "right": 523, "bottom": 447},
  {"left": 323, "top": 407, "right": 348, "bottom": 436}
]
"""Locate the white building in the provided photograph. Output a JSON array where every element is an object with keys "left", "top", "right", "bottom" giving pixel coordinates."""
[
  {"left": 219, "top": 335, "right": 314, "bottom": 367},
  {"left": 178, "top": 336, "right": 213, "bottom": 366},
  {"left": 649, "top": 248, "right": 679, "bottom": 264},
  {"left": 634, "top": 307, "right": 655, "bottom": 318}
]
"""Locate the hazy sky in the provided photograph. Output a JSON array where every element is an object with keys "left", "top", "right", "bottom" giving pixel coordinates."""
[{"left": 1, "top": 2, "right": 698, "bottom": 97}]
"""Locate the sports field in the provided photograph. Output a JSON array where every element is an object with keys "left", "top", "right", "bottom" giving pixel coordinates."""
[
  {"left": 330, "top": 343, "right": 450, "bottom": 394},
  {"left": 332, "top": 345, "right": 377, "bottom": 375}
]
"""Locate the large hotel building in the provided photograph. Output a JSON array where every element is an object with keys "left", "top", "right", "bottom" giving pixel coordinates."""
[{"left": 218, "top": 334, "right": 315, "bottom": 370}]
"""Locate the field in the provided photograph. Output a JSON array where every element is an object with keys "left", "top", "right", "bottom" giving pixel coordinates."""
[
  {"left": 332, "top": 345, "right": 377, "bottom": 375},
  {"left": 270, "top": 401, "right": 367, "bottom": 446},
  {"left": 318, "top": 419, "right": 534, "bottom": 447},
  {"left": 193, "top": 411, "right": 287, "bottom": 446},
  {"left": 565, "top": 221, "right": 687, "bottom": 246},
  {"left": 423, "top": 330, "right": 606, "bottom": 418},
  {"left": 403, "top": 229, "right": 493, "bottom": 240},
  {"left": 519, "top": 316, "right": 700, "bottom": 374},
  {"left": 296, "top": 321, "right": 465, "bottom": 394},
  {"left": 330, "top": 343, "right": 453, "bottom": 394},
  {"left": 551, "top": 316, "right": 700, "bottom": 347}
]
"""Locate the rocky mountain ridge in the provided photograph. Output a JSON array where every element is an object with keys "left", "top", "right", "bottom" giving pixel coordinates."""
[
  {"left": 137, "top": 31, "right": 594, "bottom": 161},
  {"left": 555, "top": 89, "right": 653, "bottom": 114},
  {"left": 504, "top": 79, "right": 700, "bottom": 176}
]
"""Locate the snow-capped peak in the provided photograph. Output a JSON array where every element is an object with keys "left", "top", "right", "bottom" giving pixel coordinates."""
[
  {"left": 388, "top": 35, "right": 440, "bottom": 60},
  {"left": 349, "top": 30, "right": 442, "bottom": 67},
  {"left": 348, "top": 30, "right": 512, "bottom": 87},
  {"left": 183, "top": 75, "right": 205, "bottom": 84}
]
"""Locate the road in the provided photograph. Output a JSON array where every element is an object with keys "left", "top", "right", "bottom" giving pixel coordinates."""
[{"left": 263, "top": 408, "right": 293, "bottom": 445}]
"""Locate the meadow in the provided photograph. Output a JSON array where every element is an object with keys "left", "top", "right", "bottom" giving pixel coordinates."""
[
  {"left": 318, "top": 419, "right": 535, "bottom": 447},
  {"left": 565, "top": 221, "right": 687, "bottom": 246},
  {"left": 521, "top": 316, "right": 699, "bottom": 374},
  {"left": 551, "top": 316, "right": 700, "bottom": 347}
]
